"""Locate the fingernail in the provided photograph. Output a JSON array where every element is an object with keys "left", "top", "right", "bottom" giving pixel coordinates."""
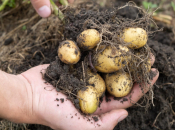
[
  {"left": 38, "top": 5, "right": 51, "bottom": 18},
  {"left": 118, "top": 115, "right": 127, "bottom": 122}
]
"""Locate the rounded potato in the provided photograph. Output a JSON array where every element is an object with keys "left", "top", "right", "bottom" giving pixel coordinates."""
[
  {"left": 121, "top": 28, "right": 147, "bottom": 49},
  {"left": 105, "top": 71, "right": 132, "bottom": 97},
  {"left": 94, "top": 45, "right": 131, "bottom": 73},
  {"left": 77, "top": 29, "right": 100, "bottom": 50},
  {"left": 58, "top": 40, "right": 81, "bottom": 64},
  {"left": 78, "top": 86, "right": 99, "bottom": 114},
  {"left": 87, "top": 69, "right": 106, "bottom": 97},
  {"left": 140, "top": 59, "right": 151, "bottom": 72}
]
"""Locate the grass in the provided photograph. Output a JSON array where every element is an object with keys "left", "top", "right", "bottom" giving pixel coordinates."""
[
  {"left": 171, "top": 1, "right": 175, "bottom": 12},
  {"left": 142, "top": 1, "right": 158, "bottom": 10}
]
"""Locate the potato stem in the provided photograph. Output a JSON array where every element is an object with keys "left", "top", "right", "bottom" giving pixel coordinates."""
[
  {"left": 0, "top": 0, "right": 9, "bottom": 11},
  {"left": 50, "top": 0, "right": 64, "bottom": 20},
  {"left": 59, "top": 0, "right": 69, "bottom": 6}
]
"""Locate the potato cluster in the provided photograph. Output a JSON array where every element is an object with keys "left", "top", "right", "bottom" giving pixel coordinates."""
[{"left": 57, "top": 28, "right": 150, "bottom": 114}]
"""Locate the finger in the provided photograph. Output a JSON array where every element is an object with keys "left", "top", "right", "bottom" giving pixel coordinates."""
[
  {"left": 30, "top": 0, "right": 51, "bottom": 18},
  {"left": 99, "top": 109, "right": 128, "bottom": 130},
  {"left": 95, "top": 68, "right": 159, "bottom": 114},
  {"left": 68, "top": 0, "right": 74, "bottom": 3}
]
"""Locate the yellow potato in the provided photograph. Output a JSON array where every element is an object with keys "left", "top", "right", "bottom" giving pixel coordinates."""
[
  {"left": 58, "top": 40, "right": 81, "bottom": 64},
  {"left": 105, "top": 71, "right": 133, "bottom": 97},
  {"left": 94, "top": 45, "right": 131, "bottom": 73},
  {"left": 121, "top": 28, "right": 147, "bottom": 49},
  {"left": 78, "top": 86, "right": 99, "bottom": 114},
  {"left": 140, "top": 59, "right": 151, "bottom": 72},
  {"left": 87, "top": 69, "right": 106, "bottom": 97},
  {"left": 77, "top": 29, "right": 100, "bottom": 50}
]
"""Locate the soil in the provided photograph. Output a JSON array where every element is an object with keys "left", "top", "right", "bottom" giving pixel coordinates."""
[{"left": 0, "top": 0, "right": 175, "bottom": 130}]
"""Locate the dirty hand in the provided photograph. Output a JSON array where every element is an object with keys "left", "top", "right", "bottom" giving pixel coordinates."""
[
  {"left": 30, "top": 0, "right": 74, "bottom": 18},
  {"left": 0, "top": 57, "right": 158, "bottom": 130},
  {"left": 21, "top": 62, "right": 159, "bottom": 129}
]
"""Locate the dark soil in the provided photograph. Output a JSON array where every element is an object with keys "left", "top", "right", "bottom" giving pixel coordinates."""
[
  {"left": 0, "top": 0, "right": 175, "bottom": 130},
  {"left": 43, "top": 57, "right": 86, "bottom": 110}
]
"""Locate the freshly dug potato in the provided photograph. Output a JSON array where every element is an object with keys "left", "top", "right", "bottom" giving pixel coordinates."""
[
  {"left": 105, "top": 71, "right": 133, "bottom": 97},
  {"left": 140, "top": 59, "right": 151, "bottom": 72},
  {"left": 78, "top": 86, "right": 99, "bottom": 114},
  {"left": 58, "top": 40, "right": 81, "bottom": 64},
  {"left": 121, "top": 28, "right": 147, "bottom": 49},
  {"left": 87, "top": 69, "right": 106, "bottom": 97},
  {"left": 94, "top": 45, "right": 131, "bottom": 73},
  {"left": 77, "top": 29, "right": 100, "bottom": 50}
]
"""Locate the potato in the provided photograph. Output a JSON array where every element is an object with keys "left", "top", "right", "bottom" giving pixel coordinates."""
[
  {"left": 94, "top": 45, "right": 131, "bottom": 73},
  {"left": 140, "top": 59, "right": 151, "bottom": 72},
  {"left": 121, "top": 28, "right": 147, "bottom": 49},
  {"left": 105, "top": 71, "right": 132, "bottom": 97},
  {"left": 58, "top": 40, "right": 81, "bottom": 64},
  {"left": 87, "top": 69, "right": 106, "bottom": 97},
  {"left": 77, "top": 29, "right": 100, "bottom": 50},
  {"left": 78, "top": 86, "right": 99, "bottom": 114}
]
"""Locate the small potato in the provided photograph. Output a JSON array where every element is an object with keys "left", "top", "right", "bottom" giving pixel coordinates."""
[
  {"left": 78, "top": 86, "right": 99, "bottom": 114},
  {"left": 105, "top": 71, "right": 133, "bottom": 97},
  {"left": 87, "top": 69, "right": 106, "bottom": 97},
  {"left": 77, "top": 29, "right": 100, "bottom": 50},
  {"left": 94, "top": 45, "right": 131, "bottom": 73},
  {"left": 140, "top": 59, "right": 151, "bottom": 72},
  {"left": 121, "top": 28, "right": 147, "bottom": 49},
  {"left": 58, "top": 40, "right": 81, "bottom": 64}
]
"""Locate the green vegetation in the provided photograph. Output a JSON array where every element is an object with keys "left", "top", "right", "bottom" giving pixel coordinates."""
[
  {"left": 171, "top": 1, "right": 175, "bottom": 12},
  {"left": 0, "top": 0, "right": 11, "bottom": 11},
  {"left": 59, "top": 0, "right": 68, "bottom": 6},
  {"left": 142, "top": 1, "right": 158, "bottom": 10},
  {"left": 22, "top": 25, "right": 26, "bottom": 30},
  {"left": 50, "top": 0, "right": 64, "bottom": 20},
  {"left": 6, "top": 0, "right": 15, "bottom": 7}
]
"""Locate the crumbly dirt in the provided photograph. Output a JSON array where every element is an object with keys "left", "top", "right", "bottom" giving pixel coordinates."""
[{"left": 0, "top": 0, "right": 175, "bottom": 130}]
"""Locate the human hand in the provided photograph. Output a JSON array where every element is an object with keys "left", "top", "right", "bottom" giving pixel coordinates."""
[
  {"left": 30, "top": 0, "right": 74, "bottom": 18},
  {"left": 17, "top": 57, "right": 158, "bottom": 129}
]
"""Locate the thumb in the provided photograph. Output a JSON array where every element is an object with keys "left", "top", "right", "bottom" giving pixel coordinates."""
[
  {"left": 100, "top": 109, "right": 128, "bottom": 129},
  {"left": 30, "top": 0, "right": 51, "bottom": 18}
]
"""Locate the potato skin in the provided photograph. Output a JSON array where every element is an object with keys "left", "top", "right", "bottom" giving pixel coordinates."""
[
  {"left": 94, "top": 45, "right": 131, "bottom": 73},
  {"left": 77, "top": 29, "right": 100, "bottom": 50},
  {"left": 140, "top": 59, "right": 151, "bottom": 72},
  {"left": 87, "top": 69, "right": 106, "bottom": 97},
  {"left": 105, "top": 71, "right": 132, "bottom": 97},
  {"left": 58, "top": 40, "right": 81, "bottom": 64},
  {"left": 78, "top": 86, "right": 99, "bottom": 114},
  {"left": 122, "top": 28, "right": 147, "bottom": 49}
]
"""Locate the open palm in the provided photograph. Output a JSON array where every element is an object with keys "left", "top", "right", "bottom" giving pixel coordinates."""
[{"left": 20, "top": 64, "right": 159, "bottom": 130}]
